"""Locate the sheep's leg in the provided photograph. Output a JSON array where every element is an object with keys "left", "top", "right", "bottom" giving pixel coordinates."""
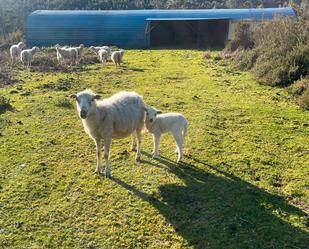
[
  {"left": 103, "top": 136, "right": 112, "bottom": 178},
  {"left": 135, "top": 131, "right": 142, "bottom": 162},
  {"left": 94, "top": 139, "right": 103, "bottom": 174},
  {"left": 131, "top": 133, "right": 137, "bottom": 151},
  {"left": 173, "top": 133, "right": 183, "bottom": 163},
  {"left": 152, "top": 134, "right": 160, "bottom": 159}
]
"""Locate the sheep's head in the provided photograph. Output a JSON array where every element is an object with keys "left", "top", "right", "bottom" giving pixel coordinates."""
[
  {"left": 18, "top": 42, "right": 26, "bottom": 49},
  {"left": 119, "top": 49, "right": 125, "bottom": 56},
  {"left": 79, "top": 44, "right": 85, "bottom": 49},
  {"left": 32, "top": 46, "right": 40, "bottom": 53},
  {"left": 145, "top": 107, "right": 162, "bottom": 124},
  {"left": 71, "top": 89, "right": 101, "bottom": 119}
]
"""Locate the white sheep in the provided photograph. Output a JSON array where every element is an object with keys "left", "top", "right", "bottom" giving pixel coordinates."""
[
  {"left": 72, "top": 44, "right": 85, "bottom": 61},
  {"left": 98, "top": 49, "right": 108, "bottom": 65},
  {"left": 10, "top": 42, "right": 26, "bottom": 63},
  {"left": 90, "top": 46, "right": 111, "bottom": 59},
  {"left": 71, "top": 89, "right": 145, "bottom": 177},
  {"left": 20, "top": 46, "right": 40, "bottom": 67},
  {"left": 55, "top": 44, "right": 66, "bottom": 64},
  {"left": 111, "top": 49, "right": 125, "bottom": 67},
  {"left": 145, "top": 107, "right": 188, "bottom": 162},
  {"left": 55, "top": 45, "right": 78, "bottom": 65}
]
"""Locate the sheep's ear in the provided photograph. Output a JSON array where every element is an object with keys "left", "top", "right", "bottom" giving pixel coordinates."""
[
  {"left": 93, "top": 94, "right": 101, "bottom": 100},
  {"left": 143, "top": 107, "right": 148, "bottom": 111},
  {"left": 70, "top": 94, "right": 77, "bottom": 99},
  {"left": 157, "top": 110, "right": 163, "bottom": 114}
]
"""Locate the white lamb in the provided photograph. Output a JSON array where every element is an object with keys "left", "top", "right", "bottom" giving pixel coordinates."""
[
  {"left": 145, "top": 107, "right": 188, "bottom": 162},
  {"left": 55, "top": 45, "right": 78, "bottom": 65},
  {"left": 98, "top": 49, "right": 108, "bottom": 65},
  {"left": 71, "top": 89, "right": 145, "bottom": 177},
  {"left": 20, "top": 46, "right": 40, "bottom": 67},
  {"left": 111, "top": 49, "right": 125, "bottom": 67},
  {"left": 10, "top": 42, "right": 26, "bottom": 63}
]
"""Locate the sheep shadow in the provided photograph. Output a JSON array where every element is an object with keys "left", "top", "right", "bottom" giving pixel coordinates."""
[{"left": 112, "top": 153, "right": 309, "bottom": 248}]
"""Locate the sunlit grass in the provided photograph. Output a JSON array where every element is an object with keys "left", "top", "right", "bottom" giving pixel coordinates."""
[{"left": 0, "top": 50, "right": 308, "bottom": 248}]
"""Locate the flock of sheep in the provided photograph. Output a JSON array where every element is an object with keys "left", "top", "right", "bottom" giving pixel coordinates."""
[
  {"left": 71, "top": 89, "right": 188, "bottom": 178},
  {"left": 9, "top": 41, "right": 125, "bottom": 67},
  {"left": 10, "top": 41, "right": 188, "bottom": 178}
]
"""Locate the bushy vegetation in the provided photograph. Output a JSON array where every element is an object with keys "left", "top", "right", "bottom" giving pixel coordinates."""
[
  {"left": 225, "top": 5, "right": 309, "bottom": 109},
  {"left": 224, "top": 23, "right": 254, "bottom": 52},
  {"left": 252, "top": 15, "right": 308, "bottom": 86},
  {"left": 288, "top": 76, "right": 309, "bottom": 109}
]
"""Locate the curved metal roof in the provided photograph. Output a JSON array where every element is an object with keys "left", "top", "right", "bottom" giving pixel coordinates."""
[
  {"left": 27, "top": 8, "right": 296, "bottom": 48},
  {"left": 29, "top": 8, "right": 295, "bottom": 20}
]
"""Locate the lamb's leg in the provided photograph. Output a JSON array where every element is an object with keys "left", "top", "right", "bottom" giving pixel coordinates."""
[
  {"left": 173, "top": 133, "right": 183, "bottom": 163},
  {"left": 103, "top": 136, "right": 112, "bottom": 178},
  {"left": 152, "top": 134, "right": 160, "bottom": 159},
  {"left": 94, "top": 139, "right": 103, "bottom": 174},
  {"left": 131, "top": 133, "right": 137, "bottom": 151},
  {"left": 135, "top": 131, "right": 142, "bottom": 162}
]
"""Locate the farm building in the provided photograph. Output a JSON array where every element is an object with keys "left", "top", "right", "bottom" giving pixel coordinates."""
[{"left": 26, "top": 8, "right": 296, "bottom": 49}]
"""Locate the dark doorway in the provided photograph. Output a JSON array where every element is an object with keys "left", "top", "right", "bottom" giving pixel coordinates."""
[{"left": 149, "top": 19, "right": 229, "bottom": 49}]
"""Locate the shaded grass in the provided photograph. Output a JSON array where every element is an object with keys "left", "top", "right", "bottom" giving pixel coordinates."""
[{"left": 0, "top": 50, "right": 308, "bottom": 248}]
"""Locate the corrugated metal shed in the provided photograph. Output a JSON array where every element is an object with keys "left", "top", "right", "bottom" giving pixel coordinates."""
[{"left": 26, "top": 8, "right": 296, "bottom": 48}]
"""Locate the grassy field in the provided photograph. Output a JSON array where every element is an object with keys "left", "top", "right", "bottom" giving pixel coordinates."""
[{"left": 0, "top": 50, "right": 308, "bottom": 248}]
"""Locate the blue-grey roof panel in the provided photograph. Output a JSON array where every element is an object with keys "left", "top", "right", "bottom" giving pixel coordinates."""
[{"left": 26, "top": 8, "right": 296, "bottom": 48}]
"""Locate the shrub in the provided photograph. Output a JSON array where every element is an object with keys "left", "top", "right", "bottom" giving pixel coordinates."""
[
  {"left": 233, "top": 49, "right": 258, "bottom": 70},
  {"left": 251, "top": 15, "right": 309, "bottom": 86},
  {"left": 224, "top": 22, "right": 254, "bottom": 52},
  {"left": 288, "top": 77, "right": 309, "bottom": 110},
  {"left": 227, "top": 8, "right": 309, "bottom": 87},
  {"left": 0, "top": 30, "right": 24, "bottom": 45},
  {"left": 298, "top": 88, "right": 309, "bottom": 110}
]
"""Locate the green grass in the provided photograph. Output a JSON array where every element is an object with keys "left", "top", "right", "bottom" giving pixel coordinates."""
[{"left": 0, "top": 50, "right": 308, "bottom": 248}]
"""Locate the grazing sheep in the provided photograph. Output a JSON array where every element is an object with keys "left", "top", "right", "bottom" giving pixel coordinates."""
[
  {"left": 55, "top": 45, "right": 78, "bottom": 65},
  {"left": 145, "top": 107, "right": 188, "bottom": 162},
  {"left": 55, "top": 44, "right": 69, "bottom": 64},
  {"left": 90, "top": 46, "right": 111, "bottom": 60},
  {"left": 20, "top": 46, "right": 40, "bottom": 67},
  {"left": 71, "top": 89, "right": 145, "bottom": 177},
  {"left": 89, "top": 46, "right": 100, "bottom": 55},
  {"left": 111, "top": 49, "right": 125, "bottom": 67},
  {"left": 101, "top": 46, "right": 111, "bottom": 59},
  {"left": 90, "top": 46, "right": 110, "bottom": 55},
  {"left": 98, "top": 49, "right": 108, "bottom": 65},
  {"left": 10, "top": 42, "right": 26, "bottom": 63},
  {"left": 72, "top": 44, "right": 85, "bottom": 61}
]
